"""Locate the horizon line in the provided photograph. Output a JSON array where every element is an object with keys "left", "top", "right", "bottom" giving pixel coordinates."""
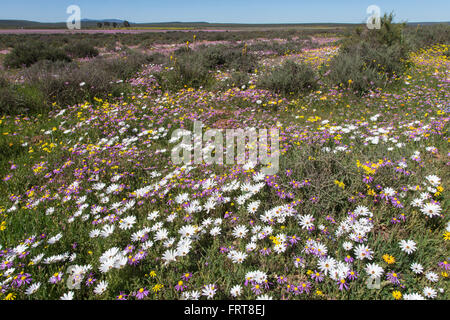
[{"left": 1, "top": 18, "right": 449, "bottom": 25}]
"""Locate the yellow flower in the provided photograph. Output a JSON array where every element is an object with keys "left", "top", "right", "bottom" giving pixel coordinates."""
[
  {"left": 149, "top": 271, "right": 156, "bottom": 278},
  {"left": 152, "top": 284, "right": 163, "bottom": 293},
  {"left": 444, "top": 232, "right": 450, "bottom": 241},
  {"left": 383, "top": 254, "right": 396, "bottom": 265},
  {"left": 392, "top": 291, "right": 402, "bottom": 300},
  {"left": 4, "top": 293, "right": 15, "bottom": 300}
]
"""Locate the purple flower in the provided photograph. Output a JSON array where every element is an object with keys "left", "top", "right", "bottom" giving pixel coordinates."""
[
  {"left": 338, "top": 279, "right": 349, "bottom": 291},
  {"left": 182, "top": 272, "right": 193, "bottom": 281},
  {"left": 289, "top": 235, "right": 299, "bottom": 245},
  {"left": 438, "top": 261, "right": 449, "bottom": 270},
  {"left": 135, "top": 287, "right": 149, "bottom": 300},
  {"left": 85, "top": 274, "right": 97, "bottom": 287},
  {"left": 277, "top": 275, "right": 287, "bottom": 284},
  {"left": 294, "top": 256, "right": 305, "bottom": 268},
  {"left": 175, "top": 280, "right": 187, "bottom": 292},
  {"left": 344, "top": 255, "right": 354, "bottom": 264},
  {"left": 311, "top": 270, "right": 324, "bottom": 282},
  {"left": 13, "top": 273, "right": 32, "bottom": 287},
  {"left": 251, "top": 282, "right": 263, "bottom": 295},
  {"left": 49, "top": 272, "right": 63, "bottom": 284},
  {"left": 299, "top": 281, "right": 312, "bottom": 294},
  {"left": 116, "top": 292, "right": 128, "bottom": 300},
  {"left": 347, "top": 270, "right": 358, "bottom": 281},
  {"left": 386, "top": 272, "right": 401, "bottom": 285}
]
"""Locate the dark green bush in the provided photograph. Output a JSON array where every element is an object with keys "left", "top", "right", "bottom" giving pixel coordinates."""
[
  {"left": 212, "top": 71, "right": 251, "bottom": 91},
  {"left": 64, "top": 40, "right": 99, "bottom": 58},
  {"left": 229, "top": 71, "right": 251, "bottom": 88},
  {"left": 196, "top": 45, "right": 258, "bottom": 72},
  {"left": 326, "top": 13, "right": 410, "bottom": 93},
  {"left": 156, "top": 53, "right": 212, "bottom": 91},
  {"left": 258, "top": 60, "right": 319, "bottom": 95},
  {"left": 0, "top": 84, "right": 46, "bottom": 114},
  {"left": 0, "top": 73, "right": 8, "bottom": 88},
  {"left": 326, "top": 52, "right": 385, "bottom": 93},
  {"left": 4, "top": 41, "right": 71, "bottom": 68},
  {"left": 405, "top": 24, "right": 450, "bottom": 50},
  {"left": 146, "top": 52, "right": 167, "bottom": 64},
  {"left": 23, "top": 58, "right": 134, "bottom": 107}
]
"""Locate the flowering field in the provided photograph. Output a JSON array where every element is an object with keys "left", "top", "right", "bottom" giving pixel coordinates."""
[{"left": 0, "top": 35, "right": 448, "bottom": 301}]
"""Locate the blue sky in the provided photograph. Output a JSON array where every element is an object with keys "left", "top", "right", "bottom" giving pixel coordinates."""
[{"left": 1, "top": 0, "right": 449, "bottom": 23}]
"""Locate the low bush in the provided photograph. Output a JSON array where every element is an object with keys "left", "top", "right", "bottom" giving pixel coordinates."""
[
  {"left": 23, "top": 58, "right": 132, "bottom": 108},
  {"left": 64, "top": 40, "right": 99, "bottom": 58},
  {"left": 197, "top": 45, "right": 258, "bottom": 72},
  {"left": 258, "top": 60, "right": 319, "bottom": 95},
  {"left": 156, "top": 53, "right": 212, "bottom": 91},
  {"left": 0, "top": 73, "right": 8, "bottom": 88},
  {"left": 325, "top": 51, "right": 385, "bottom": 93},
  {"left": 405, "top": 24, "right": 450, "bottom": 50},
  {"left": 0, "top": 83, "right": 46, "bottom": 114},
  {"left": 3, "top": 41, "right": 71, "bottom": 68},
  {"left": 325, "top": 13, "right": 410, "bottom": 93}
]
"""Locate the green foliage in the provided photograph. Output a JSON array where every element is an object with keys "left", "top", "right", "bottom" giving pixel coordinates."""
[
  {"left": 247, "top": 40, "right": 305, "bottom": 55},
  {"left": 0, "top": 72, "right": 8, "bottom": 88},
  {"left": 157, "top": 53, "right": 212, "bottom": 91},
  {"left": 405, "top": 24, "right": 450, "bottom": 50},
  {"left": 23, "top": 58, "right": 133, "bottom": 108},
  {"left": 326, "top": 13, "right": 410, "bottom": 93},
  {"left": 4, "top": 41, "right": 71, "bottom": 68},
  {"left": 258, "top": 60, "right": 319, "bottom": 95},
  {"left": 64, "top": 40, "right": 99, "bottom": 58},
  {"left": 0, "top": 83, "right": 46, "bottom": 114},
  {"left": 326, "top": 51, "right": 386, "bottom": 93},
  {"left": 196, "top": 45, "right": 258, "bottom": 72}
]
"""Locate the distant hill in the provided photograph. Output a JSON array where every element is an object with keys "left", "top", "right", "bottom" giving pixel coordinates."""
[
  {"left": 0, "top": 19, "right": 132, "bottom": 29},
  {"left": 0, "top": 19, "right": 448, "bottom": 29}
]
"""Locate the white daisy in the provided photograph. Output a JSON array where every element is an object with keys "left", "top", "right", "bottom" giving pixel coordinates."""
[
  {"left": 425, "top": 271, "right": 439, "bottom": 283},
  {"left": 230, "top": 285, "right": 242, "bottom": 298},
  {"left": 365, "top": 263, "right": 384, "bottom": 279},
  {"left": 25, "top": 282, "right": 41, "bottom": 295},
  {"left": 423, "top": 287, "right": 437, "bottom": 299},
  {"left": 94, "top": 280, "right": 108, "bottom": 295},
  {"left": 399, "top": 240, "right": 417, "bottom": 255},
  {"left": 410, "top": 262, "right": 424, "bottom": 274},
  {"left": 60, "top": 291, "right": 74, "bottom": 300}
]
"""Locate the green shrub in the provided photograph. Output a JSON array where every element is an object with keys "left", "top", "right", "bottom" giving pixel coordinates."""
[
  {"left": 146, "top": 52, "right": 167, "bottom": 64},
  {"left": 229, "top": 71, "right": 251, "bottom": 88},
  {"left": 326, "top": 13, "right": 410, "bottom": 93},
  {"left": 157, "top": 53, "right": 211, "bottom": 91},
  {"left": 23, "top": 58, "right": 132, "bottom": 107},
  {"left": 405, "top": 24, "right": 450, "bottom": 50},
  {"left": 247, "top": 41, "right": 304, "bottom": 55},
  {"left": 326, "top": 51, "right": 385, "bottom": 93},
  {"left": 4, "top": 41, "right": 71, "bottom": 68},
  {"left": 196, "top": 45, "right": 258, "bottom": 72},
  {"left": 0, "top": 84, "right": 46, "bottom": 114},
  {"left": 96, "top": 51, "right": 156, "bottom": 79},
  {"left": 258, "top": 60, "right": 319, "bottom": 95},
  {"left": 0, "top": 73, "right": 8, "bottom": 88},
  {"left": 64, "top": 40, "right": 99, "bottom": 58},
  {"left": 212, "top": 71, "right": 251, "bottom": 91}
]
